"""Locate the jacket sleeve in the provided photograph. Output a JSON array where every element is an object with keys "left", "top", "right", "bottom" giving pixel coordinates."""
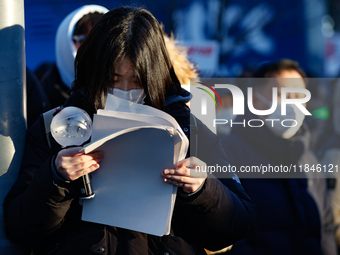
[
  {"left": 176, "top": 117, "right": 256, "bottom": 251},
  {"left": 3, "top": 118, "right": 77, "bottom": 251}
]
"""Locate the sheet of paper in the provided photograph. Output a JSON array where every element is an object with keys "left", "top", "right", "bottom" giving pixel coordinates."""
[
  {"left": 105, "top": 94, "right": 180, "bottom": 129},
  {"left": 92, "top": 114, "right": 187, "bottom": 164},
  {"left": 81, "top": 95, "right": 189, "bottom": 236},
  {"left": 103, "top": 95, "right": 189, "bottom": 162},
  {"left": 164, "top": 186, "right": 178, "bottom": 234},
  {"left": 97, "top": 109, "right": 174, "bottom": 129},
  {"left": 82, "top": 127, "right": 175, "bottom": 236},
  {"left": 90, "top": 113, "right": 163, "bottom": 143}
]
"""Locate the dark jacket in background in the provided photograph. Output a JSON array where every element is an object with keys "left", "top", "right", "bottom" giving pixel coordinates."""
[
  {"left": 26, "top": 67, "right": 50, "bottom": 128},
  {"left": 37, "top": 63, "right": 70, "bottom": 109},
  {"left": 314, "top": 119, "right": 340, "bottom": 251},
  {"left": 4, "top": 89, "right": 256, "bottom": 255},
  {"left": 220, "top": 111, "right": 337, "bottom": 255}
]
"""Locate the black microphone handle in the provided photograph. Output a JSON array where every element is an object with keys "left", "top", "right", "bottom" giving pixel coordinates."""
[
  {"left": 79, "top": 173, "right": 95, "bottom": 199},
  {"left": 62, "top": 146, "right": 95, "bottom": 199}
]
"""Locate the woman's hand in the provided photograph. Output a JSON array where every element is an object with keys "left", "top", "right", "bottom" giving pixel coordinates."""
[
  {"left": 161, "top": 157, "right": 207, "bottom": 193},
  {"left": 55, "top": 147, "right": 104, "bottom": 181}
]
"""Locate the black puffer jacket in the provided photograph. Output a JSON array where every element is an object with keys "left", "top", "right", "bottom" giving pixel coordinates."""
[{"left": 4, "top": 90, "right": 255, "bottom": 255}]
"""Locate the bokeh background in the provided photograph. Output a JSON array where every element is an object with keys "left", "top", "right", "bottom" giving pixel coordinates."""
[{"left": 25, "top": 0, "right": 338, "bottom": 78}]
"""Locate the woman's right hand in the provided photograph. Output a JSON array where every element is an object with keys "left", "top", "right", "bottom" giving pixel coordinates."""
[{"left": 55, "top": 147, "right": 104, "bottom": 181}]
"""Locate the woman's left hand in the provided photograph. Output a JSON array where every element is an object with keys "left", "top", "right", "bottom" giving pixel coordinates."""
[{"left": 161, "top": 157, "right": 207, "bottom": 193}]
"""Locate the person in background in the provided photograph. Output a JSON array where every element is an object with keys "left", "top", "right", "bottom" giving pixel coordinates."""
[
  {"left": 315, "top": 81, "right": 340, "bottom": 253},
  {"left": 215, "top": 90, "right": 236, "bottom": 137},
  {"left": 26, "top": 67, "right": 51, "bottom": 128},
  {"left": 163, "top": 32, "right": 199, "bottom": 85},
  {"left": 220, "top": 59, "right": 337, "bottom": 255},
  {"left": 36, "top": 5, "right": 108, "bottom": 108},
  {"left": 163, "top": 32, "right": 199, "bottom": 109},
  {"left": 4, "top": 7, "right": 255, "bottom": 255}
]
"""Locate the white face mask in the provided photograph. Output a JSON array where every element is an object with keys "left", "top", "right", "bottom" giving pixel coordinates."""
[
  {"left": 266, "top": 103, "right": 305, "bottom": 139},
  {"left": 108, "top": 88, "right": 145, "bottom": 104},
  {"left": 216, "top": 108, "right": 236, "bottom": 136},
  {"left": 256, "top": 92, "right": 305, "bottom": 139}
]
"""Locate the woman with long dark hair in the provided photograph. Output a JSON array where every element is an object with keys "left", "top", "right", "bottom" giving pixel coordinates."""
[{"left": 4, "top": 7, "right": 255, "bottom": 255}]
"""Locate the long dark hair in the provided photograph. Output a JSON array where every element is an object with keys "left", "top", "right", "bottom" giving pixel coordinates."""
[{"left": 73, "top": 6, "right": 181, "bottom": 110}]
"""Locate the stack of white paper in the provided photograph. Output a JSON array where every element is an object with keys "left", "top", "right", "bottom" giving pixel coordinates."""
[{"left": 81, "top": 95, "right": 189, "bottom": 236}]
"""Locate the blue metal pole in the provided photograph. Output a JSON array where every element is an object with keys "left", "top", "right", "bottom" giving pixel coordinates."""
[{"left": 0, "top": 0, "right": 28, "bottom": 254}]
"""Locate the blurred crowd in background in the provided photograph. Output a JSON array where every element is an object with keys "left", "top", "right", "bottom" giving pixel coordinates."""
[
  {"left": 25, "top": 0, "right": 340, "bottom": 123},
  {"left": 22, "top": 0, "right": 340, "bottom": 254}
]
